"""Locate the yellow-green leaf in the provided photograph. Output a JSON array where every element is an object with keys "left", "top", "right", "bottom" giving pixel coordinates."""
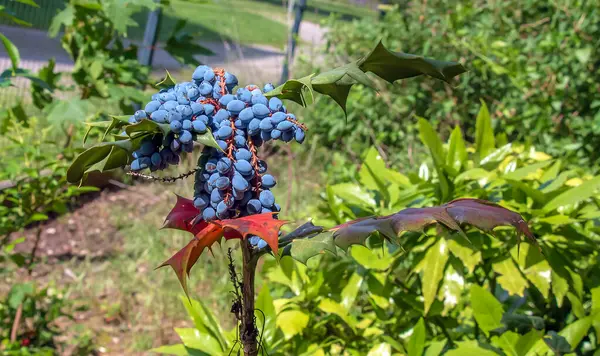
[{"left": 418, "top": 238, "right": 449, "bottom": 314}]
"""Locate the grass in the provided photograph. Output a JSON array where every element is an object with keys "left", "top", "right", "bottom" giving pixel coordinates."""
[{"left": 131, "top": 0, "right": 290, "bottom": 49}]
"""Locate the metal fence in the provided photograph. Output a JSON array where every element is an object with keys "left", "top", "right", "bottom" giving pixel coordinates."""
[{"left": 0, "top": 0, "right": 65, "bottom": 30}]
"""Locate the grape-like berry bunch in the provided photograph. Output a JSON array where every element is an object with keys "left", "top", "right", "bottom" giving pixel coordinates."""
[{"left": 126, "top": 65, "right": 307, "bottom": 249}]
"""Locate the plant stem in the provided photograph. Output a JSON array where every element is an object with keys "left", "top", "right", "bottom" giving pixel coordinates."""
[{"left": 240, "top": 239, "right": 259, "bottom": 356}]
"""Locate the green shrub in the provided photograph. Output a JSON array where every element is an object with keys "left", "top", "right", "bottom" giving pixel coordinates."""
[
  {"left": 153, "top": 103, "right": 600, "bottom": 355},
  {"left": 299, "top": 0, "right": 600, "bottom": 167}
]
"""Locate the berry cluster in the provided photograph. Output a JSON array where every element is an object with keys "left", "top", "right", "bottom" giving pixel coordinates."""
[{"left": 125, "top": 65, "right": 307, "bottom": 249}]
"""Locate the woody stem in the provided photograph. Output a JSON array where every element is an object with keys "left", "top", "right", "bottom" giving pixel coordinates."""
[{"left": 240, "top": 240, "right": 259, "bottom": 356}]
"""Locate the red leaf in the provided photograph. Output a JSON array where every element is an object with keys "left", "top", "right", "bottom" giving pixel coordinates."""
[
  {"left": 157, "top": 223, "right": 223, "bottom": 298},
  {"left": 162, "top": 194, "right": 208, "bottom": 235},
  {"left": 213, "top": 213, "right": 289, "bottom": 254}
]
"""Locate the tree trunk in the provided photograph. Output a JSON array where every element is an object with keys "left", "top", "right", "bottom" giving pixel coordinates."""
[{"left": 240, "top": 240, "right": 259, "bottom": 356}]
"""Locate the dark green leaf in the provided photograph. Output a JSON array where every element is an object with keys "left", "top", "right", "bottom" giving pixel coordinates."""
[
  {"left": 66, "top": 137, "right": 142, "bottom": 184},
  {"left": 543, "top": 331, "right": 572, "bottom": 354},
  {"left": 358, "top": 41, "right": 467, "bottom": 84},
  {"left": 267, "top": 74, "right": 315, "bottom": 107},
  {"left": 289, "top": 231, "right": 336, "bottom": 264},
  {"left": 268, "top": 41, "right": 466, "bottom": 115}
]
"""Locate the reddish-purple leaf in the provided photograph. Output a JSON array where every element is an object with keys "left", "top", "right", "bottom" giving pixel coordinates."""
[
  {"left": 331, "top": 198, "right": 536, "bottom": 251},
  {"left": 162, "top": 194, "right": 208, "bottom": 235}
]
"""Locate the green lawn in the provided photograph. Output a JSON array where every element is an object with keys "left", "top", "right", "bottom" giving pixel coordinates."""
[{"left": 132, "top": 0, "right": 290, "bottom": 48}]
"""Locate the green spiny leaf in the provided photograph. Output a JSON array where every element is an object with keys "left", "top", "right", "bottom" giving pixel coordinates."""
[
  {"left": 268, "top": 41, "right": 466, "bottom": 115},
  {"left": 156, "top": 69, "right": 177, "bottom": 89},
  {"left": 289, "top": 231, "right": 337, "bottom": 264}
]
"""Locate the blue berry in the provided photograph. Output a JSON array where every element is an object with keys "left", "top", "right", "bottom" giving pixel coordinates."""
[
  {"left": 170, "top": 120, "right": 182, "bottom": 133},
  {"left": 194, "top": 196, "right": 209, "bottom": 210},
  {"left": 204, "top": 70, "right": 215, "bottom": 82},
  {"left": 217, "top": 126, "right": 233, "bottom": 140},
  {"left": 277, "top": 120, "right": 294, "bottom": 131},
  {"left": 256, "top": 239, "right": 268, "bottom": 249},
  {"left": 202, "top": 207, "right": 217, "bottom": 221},
  {"left": 259, "top": 190, "right": 275, "bottom": 207},
  {"left": 271, "top": 129, "right": 281, "bottom": 139},
  {"left": 234, "top": 160, "right": 253, "bottom": 175},
  {"left": 268, "top": 97, "right": 283, "bottom": 112},
  {"left": 247, "top": 199, "right": 262, "bottom": 214},
  {"left": 192, "top": 120, "right": 207, "bottom": 133},
  {"left": 270, "top": 112, "right": 287, "bottom": 124},
  {"left": 182, "top": 120, "right": 192, "bottom": 131},
  {"left": 192, "top": 65, "right": 210, "bottom": 82},
  {"left": 234, "top": 135, "right": 246, "bottom": 147},
  {"left": 216, "top": 140, "right": 228, "bottom": 151},
  {"left": 219, "top": 94, "right": 235, "bottom": 107},
  {"left": 134, "top": 110, "right": 147, "bottom": 121},
  {"left": 257, "top": 160, "right": 267, "bottom": 174},
  {"left": 203, "top": 104, "right": 215, "bottom": 116},
  {"left": 259, "top": 118, "right": 273, "bottom": 131},
  {"left": 263, "top": 83, "right": 274, "bottom": 92},
  {"left": 232, "top": 174, "right": 249, "bottom": 192},
  {"left": 217, "top": 157, "right": 232, "bottom": 174},
  {"left": 237, "top": 88, "right": 252, "bottom": 103},
  {"left": 295, "top": 128, "right": 305, "bottom": 143},
  {"left": 179, "top": 130, "right": 193, "bottom": 143},
  {"left": 235, "top": 149, "right": 252, "bottom": 161},
  {"left": 248, "top": 119, "right": 261, "bottom": 135},
  {"left": 191, "top": 102, "right": 204, "bottom": 115},
  {"left": 215, "top": 176, "right": 231, "bottom": 190},
  {"left": 199, "top": 82, "right": 213, "bottom": 96},
  {"left": 282, "top": 130, "right": 294, "bottom": 142},
  {"left": 205, "top": 159, "right": 218, "bottom": 173},
  {"left": 262, "top": 174, "right": 276, "bottom": 188},
  {"left": 252, "top": 104, "right": 270, "bottom": 119},
  {"left": 251, "top": 95, "right": 268, "bottom": 106},
  {"left": 227, "top": 100, "right": 246, "bottom": 115},
  {"left": 151, "top": 110, "right": 169, "bottom": 123}
]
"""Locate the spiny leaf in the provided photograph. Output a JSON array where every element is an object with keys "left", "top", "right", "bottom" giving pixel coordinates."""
[
  {"left": 67, "top": 123, "right": 220, "bottom": 184},
  {"left": 157, "top": 223, "right": 223, "bottom": 298},
  {"left": 267, "top": 40, "right": 466, "bottom": 115},
  {"left": 155, "top": 69, "right": 177, "bottom": 89},
  {"left": 213, "top": 213, "right": 289, "bottom": 255},
  {"left": 66, "top": 136, "right": 144, "bottom": 184},
  {"left": 162, "top": 195, "right": 208, "bottom": 236},
  {"left": 125, "top": 118, "right": 170, "bottom": 137},
  {"left": 288, "top": 231, "right": 337, "bottom": 264},
  {"left": 293, "top": 198, "right": 535, "bottom": 262},
  {"left": 358, "top": 40, "right": 467, "bottom": 84}
]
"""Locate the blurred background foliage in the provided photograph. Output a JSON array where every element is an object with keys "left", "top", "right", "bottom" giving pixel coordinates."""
[
  {"left": 1, "top": 0, "right": 599, "bottom": 354},
  {"left": 298, "top": 0, "right": 600, "bottom": 169}
]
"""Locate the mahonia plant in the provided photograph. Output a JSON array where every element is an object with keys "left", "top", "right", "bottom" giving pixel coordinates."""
[{"left": 67, "top": 41, "right": 538, "bottom": 356}]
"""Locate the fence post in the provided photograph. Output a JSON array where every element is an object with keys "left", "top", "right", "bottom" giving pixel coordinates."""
[
  {"left": 279, "top": 0, "right": 307, "bottom": 84},
  {"left": 139, "top": 1, "right": 162, "bottom": 67},
  {"left": 134, "top": 1, "right": 162, "bottom": 110}
]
